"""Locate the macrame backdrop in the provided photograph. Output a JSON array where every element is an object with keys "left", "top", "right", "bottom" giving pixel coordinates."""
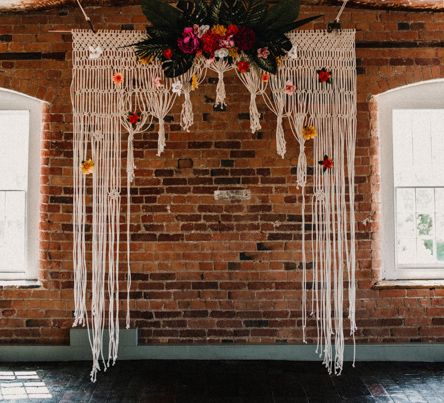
[
  {"left": 71, "top": 29, "right": 356, "bottom": 380},
  {"left": 274, "top": 30, "right": 357, "bottom": 374}
]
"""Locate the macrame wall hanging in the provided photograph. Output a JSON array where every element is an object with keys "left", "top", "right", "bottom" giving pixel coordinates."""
[{"left": 71, "top": 27, "right": 356, "bottom": 380}]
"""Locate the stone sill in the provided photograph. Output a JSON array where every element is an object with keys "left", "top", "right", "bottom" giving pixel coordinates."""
[
  {"left": 373, "top": 280, "right": 444, "bottom": 289},
  {"left": 0, "top": 279, "right": 41, "bottom": 289}
]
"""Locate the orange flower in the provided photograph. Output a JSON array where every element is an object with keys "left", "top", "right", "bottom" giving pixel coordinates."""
[
  {"left": 261, "top": 72, "right": 270, "bottom": 83},
  {"left": 302, "top": 125, "right": 317, "bottom": 140},
  {"left": 112, "top": 72, "right": 123, "bottom": 86},
  {"left": 81, "top": 159, "right": 95, "bottom": 175}
]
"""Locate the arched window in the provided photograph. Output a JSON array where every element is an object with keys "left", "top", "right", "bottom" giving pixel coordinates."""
[
  {"left": 376, "top": 80, "right": 444, "bottom": 280},
  {"left": 0, "top": 89, "right": 44, "bottom": 281}
]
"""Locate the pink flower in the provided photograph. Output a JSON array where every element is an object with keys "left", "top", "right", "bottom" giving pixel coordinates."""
[
  {"left": 178, "top": 27, "right": 200, "bottom": 55},
  {"left": 153, "top": 76, "right": 164, "bottom": 89},
  {"left": 257, "top": 47, "right": 270, "bottom": 59},
  {"left": 284, "top": 80, "right": 296, "bottom": 95},
  {"left": 219, "top": 37, "right": 235, "bottom": 49}
]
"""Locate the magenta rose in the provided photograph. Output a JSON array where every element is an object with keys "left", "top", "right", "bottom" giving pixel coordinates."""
[{"left": 177, "top": 27, "right": 200, "bottom": 54}]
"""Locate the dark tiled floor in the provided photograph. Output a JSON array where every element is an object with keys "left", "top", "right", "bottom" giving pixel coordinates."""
[{"left": 1, "top": 361, "right": 444, "bottom": 402}]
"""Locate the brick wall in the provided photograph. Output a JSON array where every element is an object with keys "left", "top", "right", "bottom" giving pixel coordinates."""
[{"left": 1, "top": 4, "right": 444, "bottom": 346}]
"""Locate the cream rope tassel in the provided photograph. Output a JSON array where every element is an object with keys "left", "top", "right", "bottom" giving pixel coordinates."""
[
  {"left": 275, "top": 109, "right": 286, "bottom": 159},
  {"left": 157, "top": 118, "right": 166, "bottom": 156},
  {"left": 180, "top": 90, "right": 193, "bottom": 132},
  {"left": 215, "top": 70, "right": 226, "bottom": 107}
]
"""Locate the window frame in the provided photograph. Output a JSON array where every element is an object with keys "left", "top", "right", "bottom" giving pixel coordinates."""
[
  {"left": 377, "top": 79, "right": 444, "bottom": 280},
  {"left": 0, "top": 89, "right": 43, "bottom": 281}
]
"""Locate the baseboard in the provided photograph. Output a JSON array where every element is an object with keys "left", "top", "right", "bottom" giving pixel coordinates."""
[{"left": 0, "top": 329, "right": 443, "bottom": 362}]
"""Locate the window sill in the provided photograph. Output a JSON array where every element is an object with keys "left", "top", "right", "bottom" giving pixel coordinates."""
[
  {"left": 0, "top": 279, "right": 41, "bottom": 289},
  {"left": 373, "top": 280, "right": 444, "bottom": 289}
]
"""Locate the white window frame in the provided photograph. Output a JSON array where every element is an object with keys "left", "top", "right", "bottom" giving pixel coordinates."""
[
  {"left": 0, "top": 89, "right": 44, "bottom": 281},
  {"left": 376, "top": 79, "right": 444, "bottom": 280}
]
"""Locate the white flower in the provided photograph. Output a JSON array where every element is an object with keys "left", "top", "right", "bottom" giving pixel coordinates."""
[
  {"left": 287, "top": 45, "right": 297, "bottom": 60},
  {"left": 214, "top": 48, "right": 229, "bottom": 59},
  {"left": 172, "top": 81, "right": 183, "bottom": 95},
  {"left": 197, "top": 25, "right": 210, "bottom": 38},
  {"left": 88, "top": 46, "right": 103, "bottom": 60}
]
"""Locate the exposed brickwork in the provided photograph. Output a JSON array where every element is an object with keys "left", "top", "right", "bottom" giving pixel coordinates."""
[{"left": 1, "top": 4, "right": 444, "bottom": 346}]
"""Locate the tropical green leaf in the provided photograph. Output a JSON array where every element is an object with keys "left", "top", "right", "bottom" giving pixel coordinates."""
[
  {"left": 270, "top": 15, "right": 322, "bottom": 36},
  {"left": 267, "top": 33, "right": 293, "bottom": 57},
  {"left": 177, "top": 0, "right": 209, "bottom": 25},
  {"left": 162, "top": 54, "right": 194, "bottom": 78},
  {"left": 263, "top": 0, "right": 301, "bottom": 30},
  {"left": 250, "top": 53, "right": 277, "bottom": 74},
  {"left": 219, "top": 0, "right": 247, "bottom": 25},
  {"left": 146, "top": 27, "right": 176, "bottom": 40},
  {"left": 209, "top": 0, "right": 223, "bottom": 24},
  {"left": 141, "top": 0, "right": 182, "bottom": 30},
  {"left": 243, "top": 0, "right": 267, "bottom": 27},
  {"left": 135, "top": 38, "right": 168, "bottom": 59}
]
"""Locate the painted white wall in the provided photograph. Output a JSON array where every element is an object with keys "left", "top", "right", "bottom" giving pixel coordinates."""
[
  {"left": 376, "top": 79, "right": 444, "bottom": 280},
  {"left": 0, "top": 88, "right": 45, "bottom": 280}
]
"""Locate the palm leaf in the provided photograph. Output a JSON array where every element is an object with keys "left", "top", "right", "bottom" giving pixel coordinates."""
[
  {"left": 243, "top": 0, "right": 267, "bottom": 27},
  {"left": 209, "top": 0, "right": 223, "bottom": 24},
  {"left": 141, "top": 0, "right": 182, "bottom": 30},
  {"left": 263, "top": 0, "right": 300, "bottom": 30},
  {"left": 177, "top": 0, "right": 209, "bottom": 25},
  {"left": 267, "top": 34, "right": 293, "bottom": 58},
  {"left": 135, "top": 38, "right": 168, "bottom": 59},
  {"left": 163, "top": 54, "right": 195, "bottom": 78},
  {"left": 270, "top": 15, "right": 322, "bottom": 36},
  {"left": 219, "top": 0, "right": 247, "bottom": 25}
]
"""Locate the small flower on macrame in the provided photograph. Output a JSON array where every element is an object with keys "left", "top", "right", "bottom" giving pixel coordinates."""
[
  {"left": 128, "top": 112, "right": 141, "bottom": 127},
  {"left": 276, "top": 57, "right": 283, "bottom": 67},
  {"left": 172, "top": 81, "right": 183, "bottom": 95},
  {"left": 88, "top": 46, "right": 103, "bottom": 60},
  {"left": 302, "top": 125, "right": 318, "bottom": 140},
  {"left": 112, "top": 72, "right": 123, "bottom": 86},
  {"left": 194, "top": 24, "right": 210, "bottom": 38},
  {"left": 228, "top": 47, "right": 239, "bottom": 59},
  {"left": 215, "top": 48, "right": 229, "bottom": 59},
  {"left": 153, "top": 76, "right": 164, "bottom": 89},
  {"left": 163, "top": 48, "right": 173, "bottom": 60},
  {"left": 138, "top": 55, "right": 155, "bottom": 65},
  {"left": 237, "top": 60, "right": 250, "bottom": 74},
  {"left": 319, "top": 155, "right": 334, "bottom": 172},
  {"left": 257, "top": 47, "right": 270, "bottom": 59},
  {"left": 262, "top": 72, "right": 270, "bottom": 83},
  {"left": 211, "top": 24, "right": 227, "bottom": 37},
  {"left": 81, "top": 159, "right": 95, "bottom": 175},
  {"left": 287, "top": 45, "right": 297, "bottom": 60},
  {"left": 317, "top": 67, "right": 333, "bottom": 84},
  {"left": 284, "top": 80, "right": 296, "bottom": 95},
  {"left": 191, "top": 74, "right": 199, "bottom": 91}
]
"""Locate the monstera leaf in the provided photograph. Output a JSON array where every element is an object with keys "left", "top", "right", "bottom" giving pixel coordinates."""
[
  {"left": 267, "top": 34, "right": 293, "bottom": 58},
  {"left": 177, "top": 0, "right": 209, "bottom": 25},
  {"left": 141, "top": 0, "right": 182, "bottom": 30},
  {"left": 162, "top": 54, "right": 195, "bottom": 78}
]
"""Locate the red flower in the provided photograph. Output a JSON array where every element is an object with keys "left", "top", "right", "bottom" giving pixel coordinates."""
[
  {"left": 163, "top": 48, "right": 173, "bottom": 60},
  {"left": 128, "top": 112, "right": 140, "bottom": 126},
  {"left": 237, "top": 60, "right": 250, "bottom": 74},
  {"left": 201, "top": 31, "right": 220, "bottom": 56},
  {"left": 226, "top": 24, "right": 239, "bottom": 36},
  {"left": 233, "top": 26, "right": 256, "bottom": 51},
  {"left": 319, "top": 155, "right": 334, "bottom": 172},
  {"left": 317, "top": 68, "right": 332, "bottom": 84}
]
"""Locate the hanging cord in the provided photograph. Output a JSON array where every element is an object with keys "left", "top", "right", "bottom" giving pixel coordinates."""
[
  {"left": 75, "top": 0, "right": 96, "bottom": 33},
  {"left": 328, "top": 0, "right": 349, "bottom": 32}
]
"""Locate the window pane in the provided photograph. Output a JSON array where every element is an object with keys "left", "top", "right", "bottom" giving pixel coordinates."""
[
  {"left": 0, "top": 191, "right": 26, "bottom": 272},
  {"left": 0, "top": 111, "right": 29, "bottom": 191}
]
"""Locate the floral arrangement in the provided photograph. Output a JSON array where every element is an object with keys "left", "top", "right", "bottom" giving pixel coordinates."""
[{"left": 135, "top": 0, "right": 320, "bottom": 78}]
